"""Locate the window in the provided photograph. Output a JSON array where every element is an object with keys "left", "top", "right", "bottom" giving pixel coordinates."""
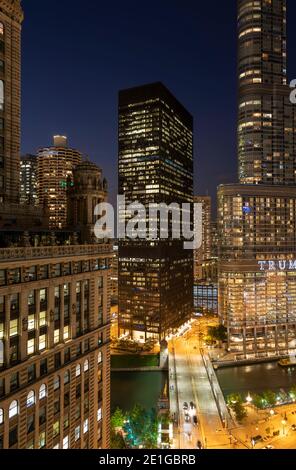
[
  {"left": 75, "top": 364, "right": 81, "bottom": 377},
  {"left": 28, "top": 313, "right": 35, "bottom": 331},
  {"left": 39, "top": 310, "right": 47, "bottom": 327},
  {"left": 97, "top": 408, "right": 102, "bottom": 422},
  {"left": 98, "top": 351, "right": 102, "bottom": 364},
  {"left": 27, "top": 439, "right": 34, "bottom": 449},
  {"left": 27, "top": 414, "right": 35, "bottom": 434},
  {"left": 64, "top": 413, "right": 69, "bottom": 430},
  {"left": 0, "top": 295, "right": 4, "bottom": 315},
  {"left": 54, "top": 376, "right": 60, "bottom": 391},
  {"left": 84, "top": 359, "right": 89, "bottom": 372},
  {"left": 10, "top": 373, "right": 19, "bottom": 393},
  {"left": 0, "top": 408, "right": 3, "bottom": 424},
  {"left": 9, "top": 400, "right": 19, "bottom": 419},
  {"left": 53, "top": 421, "right": 60, "bottom": 438},
  {"left": 54, "top": 329, "right": 60, "bottom": 344},
  {"left": 83, "top": 419, "right": 89, "bottom": 434},
  {"left": 0, "top": 378, "right": 4, "bottom": 398},
  {"left": 54, "top": 399, "right": 60, "bottom": 415},
  {"left": 39, "top": 407, "right": 46, "bottom": 426},
  {"left": 53, "top": 444, "right": 60, "bottom": 449},
  {"left": 39, "top": 384, "right": 47, "bottom": 400},
  {"left": 64, "top": 370, "right": 70, "bottom": 385},
  {"left": 39, "top": 431, "right": 46, "bottom": 449},
  {"left": 0, "top": 270, "right": 5, "bottom": 286},
  {"left": 64, "top": 347, "right": 71, "bottom": 364},
  {"left": 40, "top": 358, "right": 47, "bottom": 376},
  {"left": 27, "top": 338, "right": 35, "bottom": 355},
  {"left": 75, "top": 425, "right": 80, "bottom": 442},
  {"left": 54, "top": 352, "right": 61, "bottom": 369},
  {"left": 26, "top": 390, "right": 35, "bottom": 408},
  {"left": 0, "top": 23, "right": 3, "bottom": 36},
  {"left": 39, "top": 334, "right": 46, "bottom": 351},
  {"left": 9, "top": 426, "right": 18, "bottom": 448},
  {"left": 9, "top": 319, "right": 18, "bottom": 337},
  {"left": 28, "top": 364, "right": 36, "bottom": 383},
  {"left": 63, "top": 435, "right": 69, "bottom": 449},
  {"left": 63, "top": 326, "right": 69, "bottom": 341},
  {"left": 64, "top": 392, "right": 70, "bottom": 408},
  {"left": 10, "top": 293, "right": 19, "bottom": 311},
  {"left": 40, "top": 288, "right": 47, "bottom": 305}
]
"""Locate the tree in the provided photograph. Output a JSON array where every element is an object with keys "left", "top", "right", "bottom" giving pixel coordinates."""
[
  {"left": 252, "top": 394, "right": 265, "bottom": 410},
  {"left": 227, "top": 393, "right": 243, "bottom": 406},
  {"left": 111, "top": 407, "right": 126, "bottom": 429},
  {"left": 110, "top": 428, "right": 126, "bottom": 449},
  {"left": 262, "top": 390, "right": 276, "bottom": 407},
  {"left": 208, "top": 325, "right": 227, "bottom": 343},
  {"left": 227, "top": 393, "right": 247, "bottom": 423}
]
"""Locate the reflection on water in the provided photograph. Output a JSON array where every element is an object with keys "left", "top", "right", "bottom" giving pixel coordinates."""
[
  {"left": 216, "top": 362, "right": 296, "bottom": 398},
  {"left": 111, "top": 371, "right": 167, "bottom": 412}
]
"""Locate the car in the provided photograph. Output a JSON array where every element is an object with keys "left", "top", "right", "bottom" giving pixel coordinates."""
[
  {"left": 262, "top": 445, "right": 274, "bottom": 450},
  {"left": 184, "top": 413, "right": 191, "bottom": 423},
  {"left": 291, "top": 424, "right": 296, "bottom": 431},
  {"left": 197, "top": 440, "right": 203, "bottom": 449},
  {"left": 183, "top": 402, "right": 189, "bottom": 411},
  {"left": 190, "top": 401, "right": 196, "bottom": 410},
  {"left": 193, "top": 415, "right": 198, "bottom": 426}
]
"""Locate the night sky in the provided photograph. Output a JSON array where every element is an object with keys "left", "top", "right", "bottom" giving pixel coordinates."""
[{"left": 21, "top": 0, "right": 296, "bottom": 212}]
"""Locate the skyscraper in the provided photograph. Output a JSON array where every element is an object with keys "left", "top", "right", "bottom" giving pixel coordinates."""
[
  {"left": 194, "top": 196, "right": 212, "bottom": 281},
  {"left": 37, "top": 136, "right": 82, "bottom": 229},
  {"left": 118, "top": 82, "right": 193, "bottom": 341},
  {"left": 0, "top": 2, "right": 111, "bottom": 450},
  {"left": 20, "top": 154, "right": 38, "bottom": 206},
  {"left": 0, "top": 0, "right": 23, "bottom": 204},
  {"left": 218, "top": 0, "right": 296, "bottom": 358}
]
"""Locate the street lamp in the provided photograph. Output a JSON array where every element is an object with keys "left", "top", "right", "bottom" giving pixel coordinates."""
[
  {"left": 270, "top": 409, "right": 275, "bottom": 417},
  {"left": 282, "top": 419, "right": 287, "bottom": 437},
  {"left": 246, "top": 393, "right": 253, "bottom": 405}
]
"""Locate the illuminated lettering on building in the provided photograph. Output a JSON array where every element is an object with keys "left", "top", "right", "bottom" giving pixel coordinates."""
[{"left": 258, "top": 260, "right": 296, "bottom": 271}]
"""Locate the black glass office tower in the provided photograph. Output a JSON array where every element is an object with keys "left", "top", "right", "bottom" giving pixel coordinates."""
[{"left": 118, "top": 82, "right": 193, "bottom": 341}]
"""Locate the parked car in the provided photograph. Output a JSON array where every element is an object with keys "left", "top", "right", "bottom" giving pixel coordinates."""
[
  {"left": 184, "top": 413, "right": 191, "bottom": 423},
  {"left": 183, "top": 402, "right": 189, "bottom": 411},
  {"left": 190, "top": 401, "right": 196, "bottom": 410},
  {"left": 291, "top": 424, "right": 296, "bottom": 431},
  {"left": 193, "top": 415, "right": 198, "bottom": 426}
]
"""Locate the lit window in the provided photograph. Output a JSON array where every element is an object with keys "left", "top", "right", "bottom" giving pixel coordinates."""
[
  {"left": 53, "top": 420, "right": 60, "bottom": 438},
  {"left": 28, "top": 314, "right": 35, "bottom": 331},
  {"left": 63, "top": 326, "right": 69, "bottom": 341},
  {"left": 54, "top": 329, "right": 60, "bottom": 344},
  {"left": 39, "top": 384, "right": 47, "bottom": 400},
  {"left": 9, "top": 319, "right": 18, "bottom": 337},
  {"left": 83, "top": 418, "right": 89, "bottom": 434},
  {"left": 84, "top": 359, "right": 89, "bottom": 372},
  {"left": 98, "top": 351, "right": 102, "bottom": 364},
  {"left": 53, "top": 444, "right": 60, "bottom": 449},
  {"left": 39, "top": 334, "right": 46, "bottom": 351},
  {"left": 26, "top": 390, "right": 35, "bottom": 408},
  {"left": 63, "top": 435, "right": 69, "bottom": 449},
  {"left": 75, "top": 425, "right": 80, "bottom": 442},
  {"left": 75, "top": 364, "right": 81, "bottom": 377},
  {"left": 9, "top": 400, "right": 19, "bottom": 419},
  {"left": 0, "top": 23, "right": 4, "bottom": 36},
  {"left": 39, "top": 310, "right": 47, "bottom": 327},
  {"left": 27, "top": 338, "right": 35, "bottom": 355},
  {"left": 39, "top": 431, "right": 46, "bottom": 449},
  {"left": 0, "top": 408, "right": 3, "bottom": 424},
  {"left": 97, "top": 408, "right": 102, "bottom": 422}
]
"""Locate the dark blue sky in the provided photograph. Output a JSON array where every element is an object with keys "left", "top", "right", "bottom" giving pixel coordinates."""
[{"left": 21, "top": 0, "right": 296, "bottom": 210}]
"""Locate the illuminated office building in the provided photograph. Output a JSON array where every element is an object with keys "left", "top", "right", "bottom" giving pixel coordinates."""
[
  {"left": 118, "top": 82, "right": 193, "bottom": 341},
  {"left": 37, "top": 136, "right": 82, "bottom": 229},
  {"left": 218, "top": 0, "right": 296, "bottom": 357},
  {"left": 0, "top": 2, "right": 111, "bottom": 450},
  {"left": 194, "top": 196, "right": 212, "bottom": 281},
  {"left": 20, "top": 154, "right": 38, "bottom": 206}
]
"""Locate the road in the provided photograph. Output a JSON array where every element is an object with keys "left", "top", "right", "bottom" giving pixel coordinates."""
[{"left": 169, "top": 319, "right": 232, "bottom": 449}]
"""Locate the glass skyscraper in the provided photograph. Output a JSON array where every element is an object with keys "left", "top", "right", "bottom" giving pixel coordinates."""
[
  {"left": 118, "top": 82, "right": 193, "bottom": 341},
  {"left": 218, "top": 0, "right": 296, "bottom": 358}
]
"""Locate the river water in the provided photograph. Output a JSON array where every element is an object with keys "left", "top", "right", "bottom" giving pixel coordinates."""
[
  {"left": 111, "top": 371, "right": 167, "bottom": 412},
  {"left": 216, "top": 361, "right": 296, "bottom": 398}
]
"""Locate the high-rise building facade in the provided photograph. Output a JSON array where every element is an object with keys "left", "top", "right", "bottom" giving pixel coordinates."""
[
  {"left": 194, "top": 196, "right": 212, "bottom": 281},
  {"left": 218, "top": 0, "right": 296, "bottom": 357},
  {"left": 37, "top": 136, "right": 82, "bottom": 229},
  {"left": 118, "top": 82, "right": 193, "bottom": 341},
  {"left": 0, "top": 2, "right": 111, "bottom": 450},
  {"left": 0, "top": 0, "right": 23, "bottom": 204},
  {"left": 20, "top": 154, "right": 38, "bottom": 205}
]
